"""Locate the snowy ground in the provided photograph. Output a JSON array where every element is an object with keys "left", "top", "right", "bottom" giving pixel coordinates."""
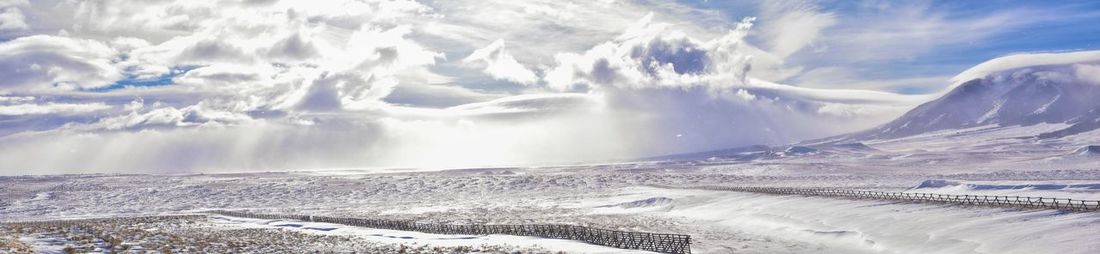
[
  {"left": 3, "top": 168, "right": 1099, "bottom": 253},
  {"left": 2, "top": 125, "right": 1100, "bottom": 253}
]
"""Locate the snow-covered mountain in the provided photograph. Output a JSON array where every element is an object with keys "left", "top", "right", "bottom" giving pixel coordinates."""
[
  {"left": 651, "top": 51, "right": 1100, "bottom": 165},
  {"left": 854, "top": 51, "right": 1100, "bottom": 140}
]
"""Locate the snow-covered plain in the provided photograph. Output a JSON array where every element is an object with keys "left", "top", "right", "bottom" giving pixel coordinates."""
[
  {"left": 3, "top": 139, "right": 1100, "bottom": 253},
  {"left": 4, "top": 114, "right": 1100, "bottom": 253}
]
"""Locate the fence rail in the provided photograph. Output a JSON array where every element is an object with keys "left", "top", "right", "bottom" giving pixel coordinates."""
[
  {"left": 209, "top": 210, "right": 691, "bottom": 254},
  {"left": 658, "top": 185, "right": 1100, "bottom": 212}
]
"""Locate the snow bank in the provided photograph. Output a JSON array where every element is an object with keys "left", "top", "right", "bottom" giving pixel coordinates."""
[
  {"left": 913, "top": 179, "right": 1100, "bottom": 191},
  {"left": 910, "top": 179, "right": 1100, "bottom": 200},
  {"left": 782, "top": 146, "right": 819, "bottom": 155},
  {"left": 824, "top": 142, "right": 877, "bottom": 152},
  {"left": 631, "top": 186, "right": 1100, "bottom": 253},
  {"left": 1075, "top": 145, "right": 1100, "bottom": 156},
  {"left": 599, "top": 197, "right": 674, "bottom": 209}
]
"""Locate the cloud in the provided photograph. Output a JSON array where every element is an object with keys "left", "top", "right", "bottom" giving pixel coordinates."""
[
  {"left": 0, "top": 102, "right": 111, "bottom": 116},
  {"left": 89, "top": 101, "right": 253, "bottom": 131},
  {"left": 765, "top": 2, "right": 1091, "bottom": 94},
  {"left": 545, "top": 13, "right": 754, "bottom": 91},
  {"left": 419, "top": 0, "right": 730, "bottom": 67},
  {"left": 1074, "top": 64, "right": 1100, "bottom": 85},
  {"left": 757, "top": 0, "right": 836, "bottom": 59},
  {"left": 82, "top": 0, "right": 447, "bottom": 112},
  {"left": 0, "top": 35, "right": 122, "bottom": 92},
  {"left": 0, "top": 5, "right": 28, "bottom": 32},
  {"left": 953, "top": 50, "right": 1100, "bottom": 84},
  {"left": 384, "top": 83, "right": 504, "bottom": 108},
  {"left": 0, "top": 0, "right": 931, "bottom": 174},
  {"left": 172, "top": 64, "right": 266, "bottom": 88},
  {"left": 0, "top": 0, "right": 28, "bottom": 8},
  {"left": 0, "top": 0, "right": 450, "bottom": 129},
  {"left": 0, "top": 97, "right": 636, "bottom": 174},
  {"left": 448, "top": 93, "right": 600, "bottom": 118},
  {"left": 816, "top": 3, "right": 1055, "bottom": 64},
  {"left": 265, "top": 32, "right": 321, "bottom": 61},
  {"left": 109, "top": 37, "right": 152, "bottom": 52},
  {"left": 793, "top": 66, "right": 952, "bottom": 93},
  {"left": 536, "top": 14, "right": 920, "bottom": 155},
  {"left": 175, "top": 39, "right": 252, "bottom": 64},
  {"left": 463, "top": 39, "right": 538, "bottom": 85}
]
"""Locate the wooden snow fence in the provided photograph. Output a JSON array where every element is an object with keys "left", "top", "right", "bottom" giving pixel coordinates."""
[
  {"left": 663, "top": 185, "right": 1100, "bottom": 212},
  {"left": 209, "top": 210, "right": 692, "bottom": 254}
]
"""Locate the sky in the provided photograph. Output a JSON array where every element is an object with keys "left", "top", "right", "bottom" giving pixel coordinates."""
[{"left": 0, "top": 0, "right": 1098, "bottom": 174}]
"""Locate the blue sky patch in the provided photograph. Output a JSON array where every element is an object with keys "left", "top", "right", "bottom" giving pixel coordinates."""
[{"left": 85, "top": 65, "right": 202, "bottom": 92}]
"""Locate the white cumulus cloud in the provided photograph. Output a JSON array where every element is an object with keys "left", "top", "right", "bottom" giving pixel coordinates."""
[
  {"left": 463, "top": 39, "right": 539, "bottom": 85},
  {"left": 545, "top": 13, "right": 755, "bottom": 91}
]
